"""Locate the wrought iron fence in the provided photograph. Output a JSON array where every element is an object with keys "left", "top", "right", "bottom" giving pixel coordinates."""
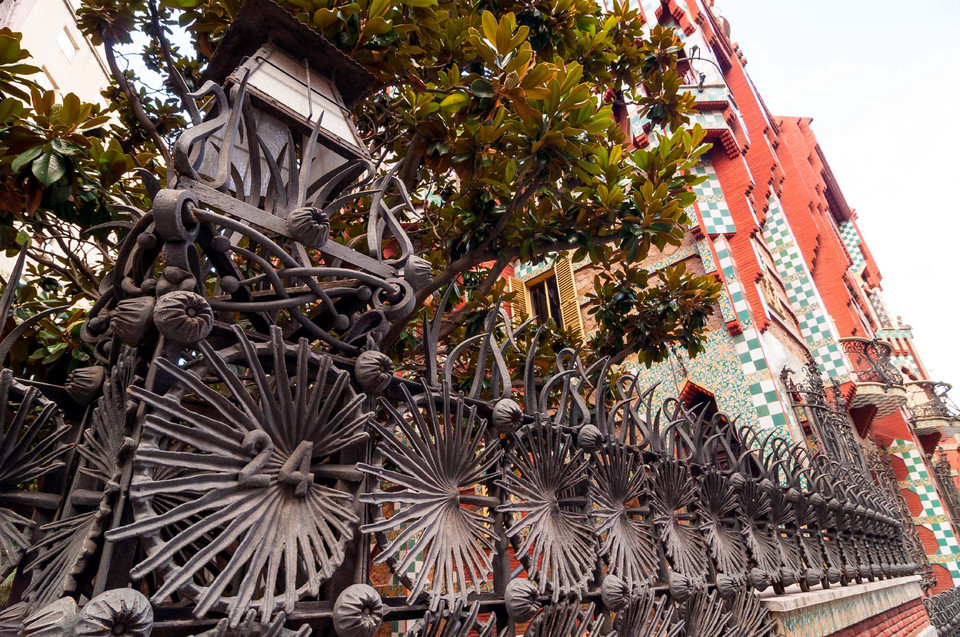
[
  {"left": 925, "top": 586, "right": 960, "bottom": 636},
  {"left": 781, "top": 357, "right": 868, "bottom": 475},
  {"left": 932, "top": 449, "right": 960, "bottom": 528},
  {"left": 0, "top": 55, "right": 923, "bottom": 636}
]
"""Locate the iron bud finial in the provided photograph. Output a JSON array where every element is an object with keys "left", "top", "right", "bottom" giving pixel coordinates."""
[
  {"left": 333, "top": 584, "right": 383, "bottom": 637},
  {"left": 491, "top": 398, "right": 523, "bottom": 434},
  {"left": 355, "top": 350, "right": 394, "bottom": 394},
  {"left": 153, "top": 291, "right": 214, "bottom": 345},
  {"left": 289, "top": 206, "right": 331, "bottom": 248},
  {"left": 504, "top": 577, "right": 541, "bottom": 622}
]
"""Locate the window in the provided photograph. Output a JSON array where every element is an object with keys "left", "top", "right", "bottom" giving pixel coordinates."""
[
  {"left": 57, "top": 27, "right": 79, "bottom": 62},
  {"left": 38, "top": 66, "right": 58, "bottom": 91},
  {"left": 528, "top": 274, "right": 564, "bottom": 329},
  {"left": 679, "top": 383, "right": 742, "bottom": 470},
  {"left": 506, "top": 256, "right": 584, "bottom": 340}
]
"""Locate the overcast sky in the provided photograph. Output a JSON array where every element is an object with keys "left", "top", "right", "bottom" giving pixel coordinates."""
[{"left": 713, "top": 0, "right": 960, "bottom": 391}]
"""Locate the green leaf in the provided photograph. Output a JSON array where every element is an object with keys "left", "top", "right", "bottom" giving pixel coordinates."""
[
  {"left": 470, "top": 78, "right": 494, "bottom": 98},
  {"left": 0, "top": 35, "right": 24, "bottom": 65},
  {"left": 368, "top": 0, "right": 390, "bottom": 19},
  {"left": 439, "top": 92, "right": 469, "bottom": 115},
  {"left": 11, "top": 146, "right": 43, "bottom": 173},
  {"left": 0, "top": 97, "right": 23, "bottom": 122},
  {"left": 363, "top": 17, "right": 392, "bottom": 36},
  {"left": 160, "top": 0, "right": 203, "bottom": 7},
  {"left": 31, "top": 151, "right": 67, "bottom": 186}
]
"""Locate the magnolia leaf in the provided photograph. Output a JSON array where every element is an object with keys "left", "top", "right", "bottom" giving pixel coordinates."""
[
  {"left": 11, "top": 146, "right": 43, "bottom": 173},
  {"left": 0, "top": 35, "right": 24, "bottom": 65},
  {"left": 439, "top": 92, "right": 470, "bottom": 115},
  {"left": 31, "top": 151, "right": 67, "bottom": 186},
  {"left": 470, "top": 78, "right": 495, "bottom": 98}
]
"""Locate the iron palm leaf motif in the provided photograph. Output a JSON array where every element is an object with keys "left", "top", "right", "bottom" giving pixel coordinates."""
[
  {"left": 737, "top": 479, "right": 781, "bottom": 579},
  {"left": 698, "top": 469, "right": 747, "bottom": 576},
  {"left": 612, "top": 590, "right": 682, "bottom": 637},
  {"left": 0, "top": 369, "right": 70, "bottom": 579},
  {"left": 681, "top": 591, "right": 731, "bottom": 637},
  {"left": 726, "top": 587, "right": 775, "bottom": 637},
  {"left": 498, "top": 424, "right": 597, "bottom": 600},
  {"left": 768, "top": 486, "right": 803, "bottom": 581},
  {"left": 525, "top": 602, "right": 606, "bottom": 637},
  {"left": 647, "top": 459, "right": 706, "bottom": 578},
  {"left": 22, "top": 348, "right": 138, "bottom": 609},
  {"left": 409, "top": 600, "right": 496, "bottom": 637},
  {"left": 358, "top": 383, "right": 501, "bottom": 606},
  {"left": 106, "top": 326, "right": 372, "bottom": 625},
  {"left": 588, "top": 443, "right": 659, "bottom": 585}
]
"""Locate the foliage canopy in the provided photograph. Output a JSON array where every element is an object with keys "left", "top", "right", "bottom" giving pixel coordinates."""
[{"left": 0, "top": 0, "right": 720, "bottom": 382}]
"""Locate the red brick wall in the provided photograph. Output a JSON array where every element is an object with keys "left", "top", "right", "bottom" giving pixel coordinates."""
[{"left": 827, "top": 598, "right": 931, "bottom": 637}]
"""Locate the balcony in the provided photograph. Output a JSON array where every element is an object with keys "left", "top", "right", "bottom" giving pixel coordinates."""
[
  {"left": 839, "top": 337, "right": 907, "bottom": 418},
  {"left": 906, "top": 381, "right": 960, "bottom": 436}
]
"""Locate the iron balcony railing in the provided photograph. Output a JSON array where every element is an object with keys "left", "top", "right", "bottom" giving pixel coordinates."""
[
  {"left": 839, "top": 337, "right": 904, "bottom": 388},
  {"left": 908, "top": 380, "right": 960, "bottom": 421}
]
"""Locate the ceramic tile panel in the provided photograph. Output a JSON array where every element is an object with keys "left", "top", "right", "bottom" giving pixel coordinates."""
[
  {"left": 839, "top": 219, "right": 866, "bottom": 276},
  {"left": 690, "top": 149, "right": 738, "bottom": 233},
  {"left": 890, "top": 438, "right": 960, "bottom": 585},
  {"left": 760, "top": 195, "right": 849, "bottom": 380}
]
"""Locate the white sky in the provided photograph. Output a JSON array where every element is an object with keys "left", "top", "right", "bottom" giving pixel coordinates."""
[{"left": 714, "top": 0, "right": 960, "bottom": 390}]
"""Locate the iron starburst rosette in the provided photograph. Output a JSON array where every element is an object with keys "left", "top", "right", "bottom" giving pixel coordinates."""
[
  {"left": 106, "top": 326, "right": 373, "bottom": 625},
  {"left": 588, "top": 443, "right": 659, "bottom": 585},
  {"left": 0, "top": 369, "right": 71, "bottom": 580},
  {"left": 498, "top": 424, "right": 597, "bottom": 600},
  {"left": 698, "top": 469, "right": 748, "bottom": 577},
  {"left": 358, "top": 383, "right": 501, "bottom": 606},
  {"left": 647, "top": 459, "right": 707, "bottom": 578}
]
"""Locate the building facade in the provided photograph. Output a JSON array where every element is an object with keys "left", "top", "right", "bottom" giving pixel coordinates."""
[
  {"left": 0, "top": 0, "right": 111, "bottom": 106},
  {"left": 506, "top": 0, "right": 960, "bottom": 632}
]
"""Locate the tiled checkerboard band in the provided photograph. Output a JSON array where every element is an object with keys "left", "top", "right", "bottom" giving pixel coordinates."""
[
  {"left": 838, "top": 219, "right": 866, "bottom": 276},
  {"left": 889, "top": 439, "right": 960, "bottom": 586},
  {"left": 691, "top": 158, "right": 737, "bottom": 235},
  {"left": 760, "top": 195, "right": 848, "bottom": 380}
]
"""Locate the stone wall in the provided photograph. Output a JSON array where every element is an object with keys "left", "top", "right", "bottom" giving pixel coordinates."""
[{"left": 761, "top": 576, "right": 931, "bottom": 637}]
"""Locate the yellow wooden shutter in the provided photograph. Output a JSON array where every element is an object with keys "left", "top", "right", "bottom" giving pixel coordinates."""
[
  {"left": 554, "top": 257, "right": 584, "bottom": 341},
  {"left": 506, "top": 276, "right": 529, "bottom": 325}
]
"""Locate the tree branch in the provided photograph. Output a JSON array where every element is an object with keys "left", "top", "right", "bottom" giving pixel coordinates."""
[
  {"left": 435, "top": 258, "right": 509, "bottom": 340},
  {"left": 103, "top": 36, "right": 174, "bottom": 168},
  {"left": 148, "top": 0, "right": 201, "bottom": 125}
]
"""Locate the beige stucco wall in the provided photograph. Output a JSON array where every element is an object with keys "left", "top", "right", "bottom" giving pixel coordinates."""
[{"left": 1, "top": 0, "right": 111, "bottom": 106}]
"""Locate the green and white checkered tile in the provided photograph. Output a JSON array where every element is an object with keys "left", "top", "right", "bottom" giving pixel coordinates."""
[
  {"left": 713, "top": 237, "right": 737, "bottom": 279},
  {"left": 760, "top": 196, "right": 847, "bottom": 379},
  {"left": 711, "top": 237, "right": 755, "bottom": 327},
  {"left": 514, "top": 255, "right": 557, "bottom": 281},
  {"left": 891, "top": 354, "right": 920, "bottom": 378},
  {"left": 717, "top": 290, "right": 736, "bottom": 323},
  {"left": 732, "top": 327, "right": 793, "bottom": 436},
  {"left": 733, "top": 328, "right": 768, "bottom": 375},
  {"left": 691, "top": 158, "right": 737, "bottom": 235},
  {"left": 892, "top": 440, "right": 960, "bottom": 565},
  {"left": 838, "top": 220, "right": 866, "bottom": 276}
]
